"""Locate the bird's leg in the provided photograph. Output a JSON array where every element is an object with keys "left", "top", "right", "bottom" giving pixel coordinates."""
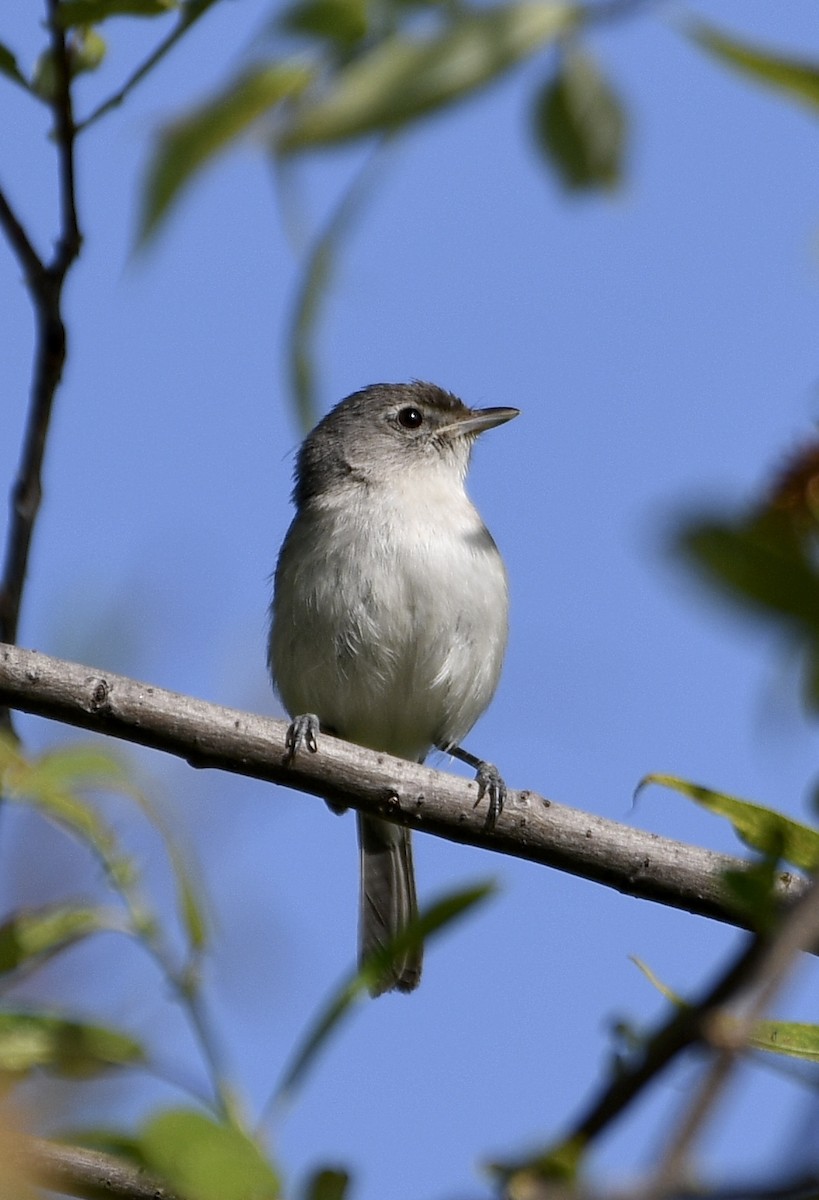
[
  {"left": 440, "top": 743, "right": 506, "bottom": 830},
  {"left": 284, "top": 713, "right": 321, "bottom": 761},
  {"left": 285, "top": 715, "right": 348, "bottom": 814}
]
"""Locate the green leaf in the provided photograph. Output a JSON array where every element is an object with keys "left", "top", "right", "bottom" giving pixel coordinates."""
[
  {"left": 58, "top": 0, "right": 177, "bottom": 24},
  {"left": 277, "top": 1, "right": 578, "bottom": 152},
  {"left": 279, "top": 0, "right": 368, "bottom": 49},
  {"left": 303, "top": 1168, "right": 350, "bottom": 1200},
  {"left": 533, "top": 47, "right": 625, "bottom": 191},
  {"left": 686, "top": 20, "right": 819, "bottom": 112},
  {"left": 722, "top": 856, "right": 783, "bottom": 933},
  {"left": 0, "top": 738, "right": 138, "bottom": 894},
  {"left": 0, "top": 1012, "right": 143, "bottom": 1077},
  {"left": 0, "top": 736, "right": 207, "bottom": 954},
  {"left": 72, "top": 27, "right": 107, "bottom": 75},
  {"left": 278, "top": 882, "right": 495, "bottom": 1101},
  {"left": 32, "top": 29, "right": 107, "bottom": 95},
  {"left": 0, "top": 904, "right": 126, "bottom": 976},
  {"left": 638, "top": 773, "right": 819, "bottom": 873},
  {"left": 139, "top": 62, "right": 312, "bottom": 243},
  {"left": 751, "top": 1019, "right": 819, "bottom": 1062},
  {"left": 0, "top": 41, "right": 28, "bottom": 89},
  {"left": 489, "top": 1135, "right": 585, "bottom": 1189},
  {"left": 138, "top": 1109, "right": 280, "bottom": 1200},
  {"left": 677, "top": 514, "right": 819, "bottom": 636},
  {"left": 32, "top": 50, "right": 59, "bottom": 100}
]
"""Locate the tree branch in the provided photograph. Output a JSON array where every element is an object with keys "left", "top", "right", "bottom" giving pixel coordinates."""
[
  {"left": 76, "top": 0, "right": 221, "bottom": 134},
  {"left": 22, "top": 1136, "right": 179, "bottom": 1200},
  {"left": 0, "top": 642, "right": 806, "bottom": 932},
  {"left": 0, "top": 183, "right": 45, "bottom": 286},
  {"left": 0, "top": 2, "right": 83, "bottom": 705}
]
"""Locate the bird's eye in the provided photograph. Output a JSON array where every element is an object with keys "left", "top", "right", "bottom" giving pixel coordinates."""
[{"left": 397, "top": 406, "right": 424, "bottom": 430}]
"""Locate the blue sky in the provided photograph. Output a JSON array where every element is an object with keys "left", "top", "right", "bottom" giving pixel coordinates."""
[{"left": 3, "top": 1, "right": 819, "bottom": 1196}]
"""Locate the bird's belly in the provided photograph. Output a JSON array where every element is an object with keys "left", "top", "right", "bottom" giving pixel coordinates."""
[{"left": 272, "top": 522, "right": 507, "bottom": 761}]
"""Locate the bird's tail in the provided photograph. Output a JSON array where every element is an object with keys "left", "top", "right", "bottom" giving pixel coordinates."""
[{"left": 357, "top": 813, "right": 422, "bottom": 995}]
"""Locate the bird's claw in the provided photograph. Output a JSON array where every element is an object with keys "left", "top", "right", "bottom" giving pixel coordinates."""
[
  {"left": 474, "top": 761, "right": 506, "bottom": 830},
  {"left": 285, "top": 713, "right": 320, "bottom": 761}
]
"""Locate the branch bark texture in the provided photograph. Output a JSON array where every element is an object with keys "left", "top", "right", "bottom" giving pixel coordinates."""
[
  {"left": 0, "top": 643, "right": 805, "bottom": 932},
  {"left": 24, "top": 1136, "right": 179, "bottom": 1200}
]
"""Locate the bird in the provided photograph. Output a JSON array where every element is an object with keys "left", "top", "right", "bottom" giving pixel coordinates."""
[{"left": 269, "top": 381, "right": 518, "bottom": 994}]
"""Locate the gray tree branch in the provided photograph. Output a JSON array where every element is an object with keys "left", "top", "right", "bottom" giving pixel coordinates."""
[
  {"left": 0, "top": 642, "right": 806, "bottom": 931},
  {"left": 21, "top": 1135, "right": 179, "bottom": 1200}
]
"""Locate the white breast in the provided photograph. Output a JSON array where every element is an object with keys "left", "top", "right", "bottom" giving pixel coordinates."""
[{"left": 271, "top": 462, "right": 508, "bottom": 762}]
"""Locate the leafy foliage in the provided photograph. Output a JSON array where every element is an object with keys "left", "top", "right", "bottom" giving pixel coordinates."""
[
  {"left": 0, "top": 1012, "right": 143, "bottom": 1077},
  {"left": 276, "top": 2, "right": 577, "bottom": 152},
  {"left": 532, "top": 47, "right": 625, "bottom": 191},
  {"left": 137, "top": 1109, "right": 281, "bottom": 1200},
  {"left": 677, "top": 439, "right": 819, "bottom": 710},
  {"left": 0, "top": 735, "right": 207, "bottom": 1091},
  {"left": 686, "top": 19, "right": 819, "bottom": 112},
  {"left": 139, "top": 63, "right": 313, "bottom": 243},
  {"left": 0, "top": 41, "right": 27, "bottom": 89}
]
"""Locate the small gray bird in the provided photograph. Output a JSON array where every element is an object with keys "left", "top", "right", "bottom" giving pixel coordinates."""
[{"left": 269, "top": 381, "right": 517, "bottom": 995}]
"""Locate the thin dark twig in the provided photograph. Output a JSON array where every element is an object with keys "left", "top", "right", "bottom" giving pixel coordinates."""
[
  {"left": 76, "top": 0, "right": 218, "bottom": 134},
  {"left": 556, "top": 933, "right": 768, "bottom": 1152},
  {"left": 0, "top": 184, "right": 44, "bottom": 285},
  {"left": 0, "top": 1, "right": 83, "bottom": 717}
]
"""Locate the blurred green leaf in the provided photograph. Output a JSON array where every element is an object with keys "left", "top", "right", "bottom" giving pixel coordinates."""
[
  {"left": 0, "top": 737, "right": 138, "bottom": 893},
  {"left": 303, "top": 1168, "right": 350, "bottom": 1200},
  {"left": 752, "top": 1019, "right": 819, "bottom": 1062},
  {"left": 32, "top": 29, "right": 107, "bottom": 96},
  {"left": 32, "top": 50, "right": 59, "bottom": 100},
  {"left": 58, "top": 0, "right": 177, "bottom": 24},
  {"left": 277, "top": 1, "right": 578, "bottom": 151},
  {"left": 678, "top": 514, "right": 819, "bottom": 635},
  {"left": 278, "top": 882, "right": 495, "bottom": 1101},
  {"left": 639, "top": 773, "right": 819, "bottom": 873},
  {"left": 138, "top": 1109, "right": 280, "bottom": 1200},
  {"left": 0, "top": 1012, "right": 143, "bottom": 1077},
  {"left": 0, "top": 42, "right": 28, "bottom": 89},
  {"left": 0, "top": 904, "right": 126, "bottom": 976},
  {"left": 686, "top": 20, "right": 819, "bottom": 112},
  {"left": 805, "top": 644, "right": 819, "bottom": 712},
  {"left": 139, "top": 62, "right": 312, "bottom": 243},
  {"left": 489, "top": 1134, "right": 585, "bottom": 1190},
  {"left": 279, "top": 0, "right": 368, "bottom": 49},
  {"left": 533, "top": 47, "right": 625, "bottom": 191},
  {"left": 0, "top": 736, "right": 207, "bottom": 954},
  {"left": 72, "top": 27, "right": 107, "bottom": 74},
  {"left": 722, "top": 856, "right": 783, "bottom": 933}
]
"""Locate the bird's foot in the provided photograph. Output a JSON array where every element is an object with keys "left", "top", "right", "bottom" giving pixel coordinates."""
[
  {"left": 474, "top": 761, "right": 506, "bottom": 831},
  {"left": 285, "top": 713, "right": 320, "bottom": 761}
]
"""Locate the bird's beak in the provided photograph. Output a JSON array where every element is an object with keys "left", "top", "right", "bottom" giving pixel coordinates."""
[{"left": 440, "top": 407, "right": 520, "bottom": 439}]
